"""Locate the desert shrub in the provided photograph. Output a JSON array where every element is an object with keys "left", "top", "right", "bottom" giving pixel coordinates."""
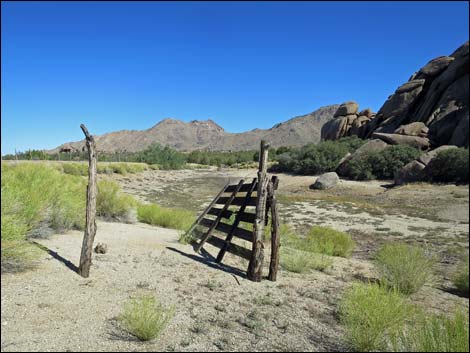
[
  {"left": 119, "top": 295, "right": 174, "bottom": 341},
  {"left": 136, "top": 144, "right": 186, "bottom": 169},
  {"left": 1, "top": 163, "right": 86, "bottom": 271},
  {"left": 61, "top": 162, "right": 88, "bottom": 176},
  {"left": 393, "top": 308, "right": 469, "bottom": 352},
  {"left": 270, "top": 136, "right": 366, "bottom": 174},
  {"left": 375, "top": 243, "right": 435, "bottom": 295},
  {"left": 280, "top": 247, "right": 333, "bottom": 273},
  {"left": 426, "top": 148, "right": 469, "bottom": 184},
  {"left": 137, "top": 204, "right": 194, "bottom": 231},
  {"left": 345, "top": 145, "right": 421, "bottom": 180},
  {"left": 452, "top": 257, "right": 469, "bottom": 295},
  {"left": 96, "top": 163, "right": 114, "bottom": 174},
  {"left": 96, "top": 180, "right": 137, "bottom": 220},
  {"left": 339, "top": 282, "right": 412, "bottom": 352},
  {"left": 290, "top": 226, "right": 355, "bottom": 258}
]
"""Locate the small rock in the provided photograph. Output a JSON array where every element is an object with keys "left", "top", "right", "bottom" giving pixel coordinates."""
[{"left": 94, "top": 243, "right": 108, "bottom": 254}]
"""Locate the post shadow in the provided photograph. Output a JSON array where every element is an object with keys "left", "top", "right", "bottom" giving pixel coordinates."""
[{"left": 31, "top": 241, "right": 79, "bottom": 274}]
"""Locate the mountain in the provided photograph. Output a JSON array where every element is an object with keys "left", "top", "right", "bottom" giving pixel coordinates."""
[{"left": 49, "top": 104, "right": 340, "bottom": 153}]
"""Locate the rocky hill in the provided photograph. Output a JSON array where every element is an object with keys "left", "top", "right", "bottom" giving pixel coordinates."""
[
  {"left": 49, "top": 104, "right": 339, "bottom": 153},
  {"left": 322, "top": 41, "right": 469, "bottom": 149}
]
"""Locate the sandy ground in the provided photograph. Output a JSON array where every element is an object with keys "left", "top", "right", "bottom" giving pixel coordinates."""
[{"left": 1, "top": 167, "right": 469, "bottom": 352}]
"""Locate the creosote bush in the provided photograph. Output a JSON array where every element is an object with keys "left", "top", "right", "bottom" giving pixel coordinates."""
[
  {"left": 375, "top": 243, "right": 435, "bottom": 295},
  {"left": 119, "top": 295, "right": 174, "bottom": 341},
  {"left": 339, "top": 282, "right": 413, "bottom": 352}
]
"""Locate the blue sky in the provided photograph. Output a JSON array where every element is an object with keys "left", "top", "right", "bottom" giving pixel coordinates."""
[{"left": 1, "top": 1, "right": 468, "bottom": 154}]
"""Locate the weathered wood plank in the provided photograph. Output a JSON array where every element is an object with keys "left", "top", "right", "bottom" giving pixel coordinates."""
[
  {"left": 225, "top": 182, "right": 258, "bottom": 193},
  {"left": 199, "top": 218, "right": 253, "bottom": 242},
  {"left": 216, "top": 178, "right": 258, "bottom": 263},
  {"left": 247, "top": 140, "right": 269, "bottom": 282},
  {"left": 195, "top": 179, "right": 245, "bottom": 253},
  {"left": 215, "top": 196, "right": 257, "bottom": 207},
  {"left": 268, "top": 178, "right": 280, "bottom": 282},
  {"left": 78, "top": 124, "right": 98, "bottom": 278},
  {"left": 205, "top": 236, "right": 252, "bottom": 260},
  {"left": 207, "top": 207, "right": 233, "bottom": 219},
  {"left": 184, "top": 182, "right": 230, "bottom": 237}
]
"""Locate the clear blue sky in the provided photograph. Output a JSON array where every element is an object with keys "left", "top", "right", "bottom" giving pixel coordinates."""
[{"left": 1, "top": 1, "right": 468, "bottom": 154}]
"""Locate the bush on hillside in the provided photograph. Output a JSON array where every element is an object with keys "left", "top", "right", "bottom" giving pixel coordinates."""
[{"left": 426, "top": 148, "right": 469, "bottom": 184}]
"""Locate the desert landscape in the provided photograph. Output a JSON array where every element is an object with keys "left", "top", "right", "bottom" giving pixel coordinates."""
[{"left": 2, "top": 2, "right": 469, "bottom": 352}]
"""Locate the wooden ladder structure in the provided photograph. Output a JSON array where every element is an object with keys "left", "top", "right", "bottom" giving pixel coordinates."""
[{"left": 186, "top": 141, "right": 280, "bottom": 282}]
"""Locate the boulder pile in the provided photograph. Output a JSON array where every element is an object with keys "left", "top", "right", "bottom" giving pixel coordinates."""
[{"left": 321, "top": 41, "right": 469, "bottom": 149}]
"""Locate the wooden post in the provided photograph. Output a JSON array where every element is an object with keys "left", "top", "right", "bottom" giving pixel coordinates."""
[
  {"left": 247, "top": 140, "right": 269, "bottom": 282},
  {"left": 78, "top": 124, "right": 98, "bottom": 278},
  {"left": 268, "top": 176, "right": 280, "bottom": 281}
]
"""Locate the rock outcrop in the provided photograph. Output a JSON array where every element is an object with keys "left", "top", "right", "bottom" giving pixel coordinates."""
[
  {"left": 321, "top": 101, "right": 376, "bottom": 141},
  {"left": 322, "top": 41, "right": 469, "bottom": 149}
]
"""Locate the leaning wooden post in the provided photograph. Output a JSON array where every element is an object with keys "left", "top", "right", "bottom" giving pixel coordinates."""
[
  {"left": 268, "top": 176, "right": 280, "bottom": 281},
  {"left": 78, "top": 124, "right": 98, "bottom": 278},
  {"left": 247, "top": 140, "right": 269, "bottom": 282}
]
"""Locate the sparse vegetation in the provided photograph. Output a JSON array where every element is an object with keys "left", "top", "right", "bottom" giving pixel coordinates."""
[
  {"left": 288, "top": 226, "right": 355, "bottom": 258},
  {"left": 339, "top": 282, "right": 413, "bottom": 352},
  {"left": 280, "top": 247, "right": 333, "bottom": 273},
  {"left": 119, "top": 295, "right": 174, "bottom": 341},
  {"left": 137, "top": 204, "right": 195, "bottom": 231},
  {"left": 392, "top": 308, "right": 469, "bottom": 352},
  {"left": 375, "top": 243, "right": 435, "bottom": 295},
  {"left": 452, "top": 256, "right": 469, "bottom": 295}
]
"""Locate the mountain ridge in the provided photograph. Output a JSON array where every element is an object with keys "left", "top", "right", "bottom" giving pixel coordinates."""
[{"left": 49, "top": 104, "right": 340, "bottom": 153}]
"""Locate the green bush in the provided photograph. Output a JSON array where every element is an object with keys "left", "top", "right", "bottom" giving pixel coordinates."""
[
  {"left": 426, "top": 148, "right": 469, "bottom": 184},
  {"left": 339, "top": 282, "right": 413, "bottom": 352},
  {"left": 97, "top": 180, "right": 137, "bottom": 220},
  {"left": 280, "top": 247, "right": 333, "bottom": 273},
  {"left": 393, "top": 308, "right": 469, "bottom": 352},
  {"left": 452, "top": 257, "right": 469, "bottom": 295},
  {"left": 270, "top": 137, "right": 366, "bottom": 174},
  {"left": 375, "top": 243, "right": 435, "bottom": 295},
  {"left": 1, "top": 163, "right": 86, "bottom": 271},
  {"left": 137, "top": 204, "right": 195, "bottom": 231},
  {"left": 345, "top": 145, "right": 421, "bottom": 180},
  {"left": 119, "top": 295, "right": 174, "bottom": 341},
  {"left": 290, "top": 226, "right": 355, "bottom": 258}
]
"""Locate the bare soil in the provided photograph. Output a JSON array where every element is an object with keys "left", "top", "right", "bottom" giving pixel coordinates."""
[{"left": 1, "top": 167, "right": 469, "bottom": 352}]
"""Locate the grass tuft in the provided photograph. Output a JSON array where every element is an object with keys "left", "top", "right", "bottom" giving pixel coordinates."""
[
  {"left": 339, "top": 282, "right": 412, "bottom": 352},
  {"left": 280, "top": 247, "right": 333, "bottom": 273},
  {"left": 375, "top": 243, "right": 435, "bottom": 295},
  {"left": 97, "top": 179, "right": 137, "bottom": 221},
  {"left": 137, "top": 204, "right": 195, "bottom": 231},
  {"left": 119, "top": 295, "right": 174, "bottom": 341},
  {"left": 452, "top": 257, "right": 469, "bottom": 295}
]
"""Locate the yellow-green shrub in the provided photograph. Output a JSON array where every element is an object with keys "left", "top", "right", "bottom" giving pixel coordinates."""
[
  {"left": 97, "top": 180, "right": 137, "bottom": 220},
  {"left": 137, "top": 204, "right": 194, "bottom": 231}
]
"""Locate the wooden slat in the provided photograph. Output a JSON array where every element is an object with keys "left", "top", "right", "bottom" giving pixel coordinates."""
[
  {"left": 225, "top": 182, "right": 258, "bottom": 193},
  {"left": 216, "top": 196, "right": 256, "bottom": 207},
  {"left": 206, "top": 208, "right": 255, "bottom": 224},
  {"left": 205, "top": 236, "right": 252, "bottom": 260},
  {"left": 195, "top": 180, "right": 245, "bottom": 253},
  {"left": 237, "top": 211, "right": 256, "bottom": 224},
  {"left": 207, "top": 207, "right": 233, "bottom": 219},
  {"left": 199, "top": 218, "right": 252, "bottom": 242}
]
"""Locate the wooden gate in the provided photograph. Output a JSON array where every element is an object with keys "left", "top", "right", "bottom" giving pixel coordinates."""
[{"left": 186, "top": 141, "right": 280, "bottom": 282}]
